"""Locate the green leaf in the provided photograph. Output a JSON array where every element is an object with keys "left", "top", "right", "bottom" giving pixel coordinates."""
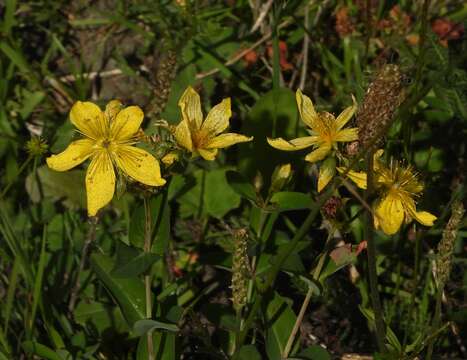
[
  {"left": 205, "top": 169, "right": 241, "bottom": 218},
  {"left": 133, "top": 319, "right": 179, "bottom": 336},
  {"left": 177, "top": 168, "right": 241, "bottom": 219},
  {"left": 90, "top": 253, "right": 146, "bottom": 327},
  {"left": 74, "top": 301, "right": 127, "bottom": 334},
  {"left": 226, "top": 170, "right": 258, "bottom": 203},
  {"left": 239, "top": 88, "right": 299, "bottom": 183},
  {"left": 270, "top": 192, "right": 313, "bottom": 211},
  {"left": 0, "top": 42, "right": 31, "bottom": 74},
  {"left": 234, "top": 345, "right": 262, "bottom": 360},
  {"left": 297, "top": 345, "right": 332, "bottom": 360},
  {"left": 25, "top": 166, "right": 86, "bottom": 209},
  {"left": 19, "top": 90, "right": 45, "bottom": 120},
  {"left": 21, "top": 341, "right": 65, "bottom": 360},
  {"left": 111, "top": 241, "right": 160, "bottom": 278},
  {"left": 264, "top": 292, "right": 297, "bottom": 359}
]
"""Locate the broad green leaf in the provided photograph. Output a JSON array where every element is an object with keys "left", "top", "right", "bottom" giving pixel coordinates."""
[
  {"left": 177, "top": 168, "right": 241, "bottom": 219},
  {"left": 111, "top": 241, "right": 160, "bottom": 278},
  {"left": 226, "top": 170, "right": 258, "bottom": 203},
  {"left": 74, "top": 301, "right": 127, "bottom": 334},
  {"left": 205, "top": 168, "right": 241, "bottom": 218},
  {"left": 264, "top": 292, "right": 297, "bottom": 359},
  {"left": 21, "top": 341, "right": 65, "bottom": 360},
  {"left": 90, "top": 253, "right": 145, "bottom": 327},
  {"left": 133, "top": 319, "right": 179, "bottom": 336},
  {"left": 234, "top": 345, "right": 262, "bottom": 360},
  {"left": 270, "top": 192, "right": 313, "bottom": 211},
  {"left": 19, "top": 90, "right": 45, "bottom": 120},
  {"left": 239, "top": 88, "right": 299, "bottom": 183},
  {"left": 25, "top": 166, "right": 86, "bottom": 209},
  {"left": 298, "top": 345, "right": 332, "bottom": 360}
]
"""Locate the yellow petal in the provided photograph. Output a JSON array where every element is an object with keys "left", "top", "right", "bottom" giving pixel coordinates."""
[
  {"left": 86, "top": 152, "right": 116, "bottom": 217},
  {"left": 334, "top": 128, "right": 359, "bottom": 142},
  {"left": 305, "top": 143, "right": 331, "bottom": 163},
  {"left": 206, "top": 133, "right": 253, "bottom": 149},
  {"left": 335, "top": 95, "right": 357, "bottom": 130},
  {"left": 403, "top": 196, "right": 437, "bottom": 227},
  {"left": 115, "top": 145, "right": 166, "bottom": 186},
  {"left": 374, "top": 194, "right": 404, "bottom": 235},
  {"left": 161, "top": 152, "right": 179, "bottom": 166},
  {"left": 174, "top": 120, "right": 193, "bottom": 152},
  {"left": 198, "top": 148, "right": 218, "bottom": 161},
  {"left": 318, "top": 157, "right": 336, "bottom": 192},
  {"left": 179, "top": 86, "right": 203, "bottom": 130},
  {"left": 296, "top": 89, "right": 319, "bottom": 128},
  {"left": 201, "top": 98, "right": 231, "bottom": 135},
  {"left": 267, "top": 136, "right": 317, "bottom": 151},
  {"left": 70, "top": 101, "right": 106, "bottom": 139},
  {"left": 413, "top": 211, "right": 437, "bottom": 226},
  {"left": 110, "top": 105, "right": 144, "bottom": 141},
  {"left": 337, "top": 167, "right": 368, "bottom": 189},
  {"left": 105, "top": 100, "right": 123, "bottom": 123},
  {"left": 46, "top": 139, "right": 95, "bottom": 172}
]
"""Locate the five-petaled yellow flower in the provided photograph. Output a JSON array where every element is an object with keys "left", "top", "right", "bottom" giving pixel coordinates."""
[
  {"left": 267, "top": 89, "right": 358, "bottom": 192},
  {"left": 339, "top": 150, "right": 437, "bottom": 235},
  {"left": 173, "top": 86, "right": 253, "bottom": 160},
  {"left": 46, "top": 100, "right": 166, "bottom": 216}
]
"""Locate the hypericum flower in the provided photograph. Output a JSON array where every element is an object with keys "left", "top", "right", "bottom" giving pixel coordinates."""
[
  {"left": 267, "top": 89, "right": 358, "bottom": 192},
  {"left": 338, "top": 150, "right": 437, "bottom": 235},
  {"left": 47, "top": 100, "right": 166, "bottom": 216},
  {"left": 173, "top": 86, "right": 253, "bottom": 160}
]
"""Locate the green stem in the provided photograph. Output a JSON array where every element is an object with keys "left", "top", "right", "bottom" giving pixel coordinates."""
[
  {"left": 0, "top": 155, "right": 33, "bottom": 199},
  {"left": 282, "top": 237, "right": 329, "bottom": 359},
  {"left": 68, "top": 217, "right": 97, "bottom": 313},
  {"left": 426, "top": 288, "right": 442, "bottom": 360},
  {"left": 144, "top": 196, "right": 155, "bottom": 360},
  {"left": 365, "top": 152, "right": 387, "bottom": 352},
  {"left": 237, "top": 186, "right": 332, "bottom": 349}
]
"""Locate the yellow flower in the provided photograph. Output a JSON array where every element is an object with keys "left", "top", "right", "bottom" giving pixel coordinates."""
[
  {"left": 338, "top": 151, "right": 437, "bottom": 235},
  {"left": 267, "top": 89, "right": 358, "bottom": 192},
  {"left": 173, "top": 86, "right": 253, "bottom": 160},
  {"left": 46, "top": 100, "right": 166, "bottom": 216}
]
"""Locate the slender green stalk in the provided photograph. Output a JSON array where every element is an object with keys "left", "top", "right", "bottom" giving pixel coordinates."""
[
  {"left": 29, "top": 225, "right": 47, "bottom": 335},
  {"left": 144, "top": 196, "right": 155, "bottom": 360},
  {"left": 68, "top": 217, "right": 97, "bottom": 312},
  {"left": 237, "top": 186, "right": 332, "bottom": 349},
  {"left": 365, "top": 152, "right": 387, "bottom": 352},
  {"left": 0, "top": 155, "right": 33, "bottom": 199},
  {"left": 282, "top": 247, "right": 328, "bottom": 359}
]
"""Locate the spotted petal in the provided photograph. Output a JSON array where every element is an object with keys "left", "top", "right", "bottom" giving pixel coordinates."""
[
  {"left": 337, "top": 167, "right": 367, "bottom": 189},
  {"left": 174, "top": 120, "right": 193, "bottom": 152},
  {"left": 110, "top": 106, "right": 144, "bottom": 141},
  {"left": 115, "top": 145, "right": 166, "bottom": 187},
  {"left": 296, "top": 89, "right": 319, "bottom": 128},
  {"left": 374, "top": 193, "right": 404, "bottom": 235},
  {"left": 198, "top": 148, "right": 218, "bottom": 161},
  {"left": 305, "top": 143, "right": 331, "bottom": 163},
  {"left": 46, "top": 139, "right": 95, "bottom": 172},
  {"left": 318, "top": 157, "right": 336, "bottom": 192},
  {"left": 179, "top": 86, "right": 203, "bottom": 130},
  {"left": 335, "top": 95, "right": 357, "bottom": 130},
  {"left": 334, "top": 128, "right": 359, "bottom": 142},
  {"left": 70, "top": 101, "right": 106, "bottom": 139},
  {"left": 201, "top": 98, "right": 231, "bottom": 135},
  {"left": 267, "top": 136, "right": 317, "bottom": 151},
  {"left": 206, "top": 133, "right": 253, "bottom": 149},
  {"left": 85, "top": 152, "right": 116, "bottom": 217}
]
